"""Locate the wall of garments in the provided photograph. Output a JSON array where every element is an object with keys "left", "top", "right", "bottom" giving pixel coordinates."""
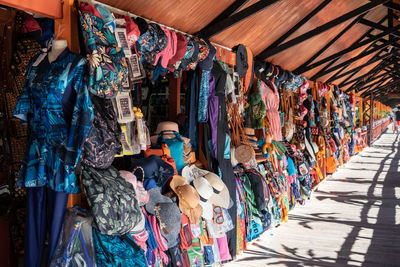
[{"left": 0, "top": 1, "right": 391, "bottom": 267}]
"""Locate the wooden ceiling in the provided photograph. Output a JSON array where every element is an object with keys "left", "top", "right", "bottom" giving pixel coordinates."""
[{"left": 98, "top": 0, "right": 400, "bottom": 105}]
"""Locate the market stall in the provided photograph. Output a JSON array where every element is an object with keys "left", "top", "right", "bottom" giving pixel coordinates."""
[{"left": 0, "top": 0, "right": 395, "bottom": 266}]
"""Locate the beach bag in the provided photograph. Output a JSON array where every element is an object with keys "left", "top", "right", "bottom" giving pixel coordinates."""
[
  {"left": 81, "top": 165, "right": 142, "bottom": 235},
  {"left": 50, "top": 208, "right": 95, "bottom": 267},
  {"left": 92, "top": 228, "right": 147, "bottom": 267},
  {"left": 82, "top": 94, "right": 122, "bottom": 169},
  {"left": 78, "top": 2, "right": 128, "bottom": 99},
  {"left": 158, "top": 131, "right": 185, "bottom": 173}
]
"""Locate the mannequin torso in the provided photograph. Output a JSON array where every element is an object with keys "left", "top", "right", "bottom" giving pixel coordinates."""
[{"left": 48, "top": 40, "right": 68, "bottom": 63}]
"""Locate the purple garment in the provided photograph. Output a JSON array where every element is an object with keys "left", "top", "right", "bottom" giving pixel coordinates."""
[{"left": 207, "top": 73, "right": 218, "bottom": 157}]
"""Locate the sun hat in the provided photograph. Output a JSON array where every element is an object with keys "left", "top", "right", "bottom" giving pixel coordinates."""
[
  {"left": 154, "top": 202, "right": 182, "bottom": 248},
  {"left": 170, "top": 175, "right": 202, "bottom": 224},
  {"left": 182, "top": 165, "right": 230, "bottom": 209},
  {"left": 150, "top": 121, "right": 190, "bottom": 145},
  {"left": 136, "top": 23, "right": 168, "bottom": 65},
  {"left": 95, "top": 3, "right": 116, "bottom": 32},
  {"left": 191, "top": 176, "right": 214, "bottom": 220},
  {"left": 203, "top": 171, "right": 230, "bottom": 209},
  {"left": 178, "top": 37, "right": 197, "bottom": 71}
]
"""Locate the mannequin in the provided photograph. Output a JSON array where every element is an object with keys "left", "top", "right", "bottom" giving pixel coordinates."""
[{"left": 48, "top": 39, "right": 68, "bottom": 63}]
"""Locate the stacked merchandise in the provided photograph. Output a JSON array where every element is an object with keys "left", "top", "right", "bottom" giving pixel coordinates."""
[{"left": 8, "top": 2, "right": 363, "bottom": 266}]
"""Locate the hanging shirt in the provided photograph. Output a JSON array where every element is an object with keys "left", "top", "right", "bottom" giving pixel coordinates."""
[{"left": 13, "top": 48, "right": 94, "bottom": 193}]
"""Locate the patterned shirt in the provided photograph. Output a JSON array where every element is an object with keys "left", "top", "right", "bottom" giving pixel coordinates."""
[{"left": 13, "top": 48, "right": 94, "bottom": 193}]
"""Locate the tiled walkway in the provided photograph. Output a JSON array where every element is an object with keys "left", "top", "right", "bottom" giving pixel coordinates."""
[{"left": 226, "top": 126, "right": 400, "bottom": 267}]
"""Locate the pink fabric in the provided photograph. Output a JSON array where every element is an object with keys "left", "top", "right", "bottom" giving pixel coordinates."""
[
  {"left": 119, "top": 170, "right": 149, "bottom": 204},
  {"left": 216, "top": 234, "right": 231, "bottom": 261},
  {"left": 264, "top": 81, "right": 283, "bottom": 141},
  {"left": 131, "top": 229, "right": 149, "bottom": 251},
  {"left": 149, "top": 213, "right": 169, "bottom": 264},
  {"left": 154, "top": 28, "right": 177, "bottom": 68}
]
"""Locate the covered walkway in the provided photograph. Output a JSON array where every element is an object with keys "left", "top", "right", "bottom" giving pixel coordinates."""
[{"left": 227, "top": 126, "right": 400, "bottom": 267}]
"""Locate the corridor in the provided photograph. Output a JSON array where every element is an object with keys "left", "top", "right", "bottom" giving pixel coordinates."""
[{"left": 227, "top": 127, "right": 400, "bottom": 267}]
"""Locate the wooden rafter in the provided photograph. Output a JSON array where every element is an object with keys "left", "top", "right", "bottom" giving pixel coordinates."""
[{"left": 257, "top": 0, "right": 389, "bottom": 59}]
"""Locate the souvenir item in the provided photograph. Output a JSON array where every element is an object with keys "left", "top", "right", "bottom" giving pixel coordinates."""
[
  {"left": 13, "top": 49, "right": 93, "bottom": 193},
  {"left": 82, "top": 94, "right": 122, "bottom": 169},
  {"left": 78, "top": 2, "right": 128, "bottom": 99},
  {"left": 113, "top": 91, "right": 134, "bottom": 123},
  {"left": 50, "top": 208, "right": 95, "bottom": 267},
  {"left": 81, "top": 165, "right": 142, "bottom": 235},
  {"left": 92, "top": 228, "right": 148, "bottom": 267},
  {"left": 170, "top": 175, "right": 203, "bottom": 224}
]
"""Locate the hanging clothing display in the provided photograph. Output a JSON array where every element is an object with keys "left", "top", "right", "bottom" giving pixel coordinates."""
[{"left": 0, "top": 2, "right": 391, "bottom": 267}]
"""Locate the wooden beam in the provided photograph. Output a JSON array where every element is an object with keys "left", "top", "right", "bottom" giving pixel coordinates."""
[
  {"left": 294, "top": 16, "right": 363, "bottom": 73},
  {"left": 0, "top": 0, "right": 62, "bottom": 18},
  {"left": 345, "top": 69, "right": 392, "bottom": 90},
  {"left": 325, "top": 53, "right": 390, "bottom": 82},
  {"left": 296, "top": 24, "right": 400, "bottom": 74},
  {"left": 197, "top": 0, "right": 249, "bottom": 35},
  {"left": 257, "top": 0, "right": 332, "bottom": 53},
  {"left": 257, "top": 0, "right": 389, "bottom": 59},
  {"left": 312, "top": 42, "right": 391, "bottom": 79},
  {"left": 54, "top": 0, "right": 79, "bottom": 53},
  {"left": 200, "top": 0, "right": 280, "bottom": 38}
]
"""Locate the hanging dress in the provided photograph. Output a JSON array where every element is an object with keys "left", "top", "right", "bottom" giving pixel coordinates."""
[{"left": 263, "top": 81, "right": 283, "bottom": 141}]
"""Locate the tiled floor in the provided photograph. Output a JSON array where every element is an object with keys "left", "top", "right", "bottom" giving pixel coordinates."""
[{"left": 226, "top": 126, "right": 400, "bottom": 267}]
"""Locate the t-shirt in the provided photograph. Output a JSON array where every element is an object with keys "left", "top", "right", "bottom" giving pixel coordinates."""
[{"left": 13, "top": 48, "right": 93, "bottom": 193}]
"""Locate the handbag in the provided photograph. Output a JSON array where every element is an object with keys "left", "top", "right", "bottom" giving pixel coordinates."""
[
  {"left": 50, "top": 208, "right": 95, "bottom": 267},
  {"left": 81, "top": 165, "right": 142, "bottom": 235},
  {"left": 82, "top": 94, "right": 122, "bottom": 169},
  {"left": 158, "top": 131, "right": 185, "bottom": 173}
]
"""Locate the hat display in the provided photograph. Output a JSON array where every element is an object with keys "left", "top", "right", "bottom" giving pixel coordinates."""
[
  {"left": 182, "top": 165, "right": 230, "bottom": 210},
  {"left": 170, "top": 175, "right": 202, "bottom": 224},
  {"left": 192, "top": 177, "right": 214, "bottom": 220},
  {"left": 154, "top": 202, "right": 182, "bottom": 248}
]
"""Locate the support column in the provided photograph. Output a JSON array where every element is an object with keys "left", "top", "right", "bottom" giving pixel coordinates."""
[
  {"left": 168, "top": 73, "right": 181, "bottom": 121},
  {"left": 368, "top": 93, "right": 374, "bottom": 145}
]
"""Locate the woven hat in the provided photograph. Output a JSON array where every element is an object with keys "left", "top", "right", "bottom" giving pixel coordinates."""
[
  {"left": 150, "top": 121, "right": 190, "bottom": 144},
  {"left": 182, "top": 165, "right": 230, "bottom": 209},
  {"left": 170, "top": 175, "right": 202, "bottom": 224}
]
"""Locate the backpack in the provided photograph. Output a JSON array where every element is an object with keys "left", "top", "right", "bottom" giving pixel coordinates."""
[
  {"left": 92, "top": 228, "right": 147, "bottom": 267},
  {"left": 245, "top": 169, "right": 270, "bottom": 211},
  {"left": 50, "top": 208, "right": 95, "bottom": 267},
  {"left": 82, "top": 94, "right": 122, "bottom": 169},
  {"left": 81, "top": 165, "right": 142, "bottom": 235}
]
